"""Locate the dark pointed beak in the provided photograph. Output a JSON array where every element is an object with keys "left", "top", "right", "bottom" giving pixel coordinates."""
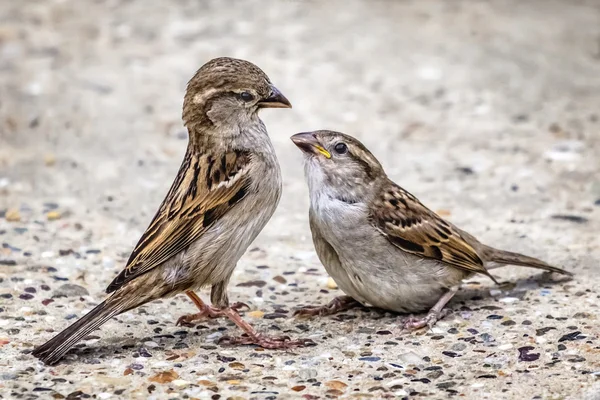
[
  {"left": 291, "top": 132, "right": 331, "bottom": 159},
  {"left": 258, "top": 85, "right": 292, "bottom": 109}
]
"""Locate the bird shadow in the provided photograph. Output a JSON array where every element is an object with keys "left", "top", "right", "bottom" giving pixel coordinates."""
[
  {"left": 327, "top": 271, "right": 572, "bottom": 323},
  {"left": 31, "top": 272, "right": 571, "bottom": 365}
]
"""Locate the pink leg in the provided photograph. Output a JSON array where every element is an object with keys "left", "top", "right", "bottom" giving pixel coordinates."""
[
  {"left": 218, "top": 308, "right": 314, "bottom": 349},
  {"left": 294, "top": 295, "right": 361, "bottom": 317},
  {"left": 176, "top": 291, "right": 248, "bottom": 326},
  {"left": 403, "top": 286, "right": 458, "bottom": 330}
]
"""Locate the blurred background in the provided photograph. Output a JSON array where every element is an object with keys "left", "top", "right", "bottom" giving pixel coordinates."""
[{"left": 1, "top": 0, "right": 599, "bottom": 398}]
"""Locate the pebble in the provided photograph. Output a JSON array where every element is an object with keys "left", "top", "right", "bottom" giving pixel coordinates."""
[
  {"left": 102, "top": 257, "right": 115, "bottom": 268},
  {"left": 398, "top": 351, "right": 423, "bottom": 365},
  {"left": 46, "top": 211, "right": 61, "bottom": 220},
  {"left": 248, "top": 310, "right": 265, "bottom": 318},
  {"left": 326, "top": 277, "right": 338, "bottom": 289},
  {"left": 5, "top": 209, "right": 21, "bottom": 222},
  {"left": 451, "top": 343, "right": 467, "bottom": 351},
  {"left": 53, "top": 283, "right": 89, "bottom": 297},
  {"left": 518, "top": 346, "right": 540, "bottom": 362},
  {"left": 499, "top": 297, "right": 520, "bottom": 303},
  {"left": 298, "top": 369, "right": 317, "bottom": 380},
  {"left": 559, "top": 331, "right": 583, "bottom": 342}
]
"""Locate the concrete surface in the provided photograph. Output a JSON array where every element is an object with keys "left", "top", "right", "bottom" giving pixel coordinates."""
[{"left": 1, "top": 0, "right": 600, "bottom": 399}]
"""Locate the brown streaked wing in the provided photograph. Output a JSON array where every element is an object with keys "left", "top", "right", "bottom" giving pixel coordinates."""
[
  {"left": 369, "top": 180, "right": 498, "bottom": 283},
  {"left": 106, "top": 150, "right": 253, "bottom": 293}
]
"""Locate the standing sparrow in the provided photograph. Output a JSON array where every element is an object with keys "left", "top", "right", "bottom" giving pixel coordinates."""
[
  {"left": 33, "top": 57, "right": 310, "bottom": 365},
  {"left": 291, "top": 130, "right": 572, "bottom": 329}
]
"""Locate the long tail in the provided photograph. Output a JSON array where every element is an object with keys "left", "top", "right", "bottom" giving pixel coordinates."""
[
  {"left": 32, "top": 298, "right": 123, "bottom": 365},
  {"left": 482, "top": 246, "right": 573, "bottom": 276}
]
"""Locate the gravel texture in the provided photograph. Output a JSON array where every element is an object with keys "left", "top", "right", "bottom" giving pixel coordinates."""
[{"left": 1, "top": 0, "right": 600, "bottom": 399}]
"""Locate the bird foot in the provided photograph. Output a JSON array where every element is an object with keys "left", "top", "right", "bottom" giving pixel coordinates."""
[
  {"left": 294, "top": 296, "right": 360, "bottom": 318},
  {"left": 403, "top": 309, "right": 451, "bottom": 331},
  {"left": 176, "top": 302, "right": 249, "bottom": 326},
  {"left": 218, "top": 333, "right": 315, "bottom": 349}
]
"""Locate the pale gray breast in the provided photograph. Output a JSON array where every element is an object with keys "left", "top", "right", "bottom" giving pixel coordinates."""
[
  {"left": 185, "top": 124, "right": 282, "bottom": 287},
  {"left": 309, "top": 195, "right": 464, "bottom": 313}
]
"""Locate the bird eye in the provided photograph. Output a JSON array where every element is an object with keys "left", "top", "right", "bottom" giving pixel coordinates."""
[
  {"left": 240, "top": 92, "right": 254, "bottom": 102},
  {"left": 334, "top": 143, "right": 348, "bottom": 154}
]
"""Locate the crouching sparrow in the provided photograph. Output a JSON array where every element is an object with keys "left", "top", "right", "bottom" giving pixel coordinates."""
[
  {"left": 291, "top": 130, "right": 572, "bottom": 329},
  {"left": 33, "top": 58, "right": 312, "bottom": 365}
]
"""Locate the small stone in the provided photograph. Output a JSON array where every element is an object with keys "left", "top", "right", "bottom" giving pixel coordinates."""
[
  {"left": 298, "top": 369, "right": 317, "bottom": 380},
  {"left": 551, "top": 215, "right": 588, "bottom": 224},
  {"left": 359, "top": 357, "right": 381, "bottom": 362},
  {"left": 451, "top": 343, "right": 467, "bottom": 351},
  {"left": 536, "top": 327, "right": 557, "bottom": 336},
  {"left": 442, "top": 351, "right": 459, "bottom": 358},
  {"left": 325, "top": 380, "right": 348, "bottom": 390},
  {"left": 149, "top": 370, "right": 179, "bottom": 384},
  {"left": 518, "top": 346, "right": 540, "bottom": 362},
  {"left": 236, "top": 280, "right": 266, "bottom": 288},
  {"left": 326, "top": 277, "right": 338, "bottom": 289},
  {"left": 229, "top": 362, "right": 245, "bottom": 370},
  {"left": 480, "top": 333, "right": 495, "bottom": 343},
  {"left": 247, "top": 310, "right": 264, "bottom": 318},
  {"left": 53, "top": 284, "right": 89, "bottom": 297},
  {"left": 558, "top": 331, "right": 583, "bottom": 342},
  {"left": 5, "top": 209, "right": 20, "bottom": 222},
  {"left": 426, "top": 370, "right": 444, "bottom": 379},
  {"left": 46, "top": 211, "right": 61, "bottom": 221},
  {"left": 398, "top": 351, "right": 423, "bottom": 365},
  {"left": 44, "top": 154, "right": 56, "bottom": 166},
  {"left": 499, "top": 297, "right": 519, "bottom": 303},
  {"left": 436, "top": 381, "right": 456, "bottom": 389}
]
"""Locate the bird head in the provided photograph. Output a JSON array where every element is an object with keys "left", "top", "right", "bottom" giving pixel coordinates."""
[
  {"left": 183, "top": 57, "right": 291, "bottom": 133},
  {"left": 291, "top": 130, "right": 385, "bottom": 204}
]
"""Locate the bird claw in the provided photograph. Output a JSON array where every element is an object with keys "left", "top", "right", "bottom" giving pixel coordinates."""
[
  {"left": 294, "top": 296, "right": 360, "bottom": 318},
  {"left": 176, "top": 305, "right": 237, "bottom": 326},
  {"left": 403, "top": 309, "right": 451, "bottom": 331},
  {"left": 293, "top": 306, "right": 327, "bottom": 318},
  {"left": 230, "top": 302, "right": 250, "bottom": 312},
  {"left": 218, "top": 334, "right": 315, "bottom": 349}
]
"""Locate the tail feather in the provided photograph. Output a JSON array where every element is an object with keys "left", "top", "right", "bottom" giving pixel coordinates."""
[
  {"left": 32, "top": 299, "right": 121, "bottom": 365},
  {"left": 483, "top": 247, "right": 573, "bottom": 276}
]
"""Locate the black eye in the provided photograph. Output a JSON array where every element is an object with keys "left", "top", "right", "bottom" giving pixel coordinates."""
[
  {"left": 240, "top": 92, "right": 254, "bottom": 102},
  {"left": 334, "top": 142, "right": 348, "bottom": 154}
]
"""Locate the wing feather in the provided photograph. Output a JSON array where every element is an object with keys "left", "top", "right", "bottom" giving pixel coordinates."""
[
  {"left": 369, "top": 181, "right": 497, "bottom": 283},
  {"left": 106, "top": 150, "right": 253, "bottom": 293}
]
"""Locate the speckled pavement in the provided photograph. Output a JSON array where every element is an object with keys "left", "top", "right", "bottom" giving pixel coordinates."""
[{"left": 1, "top": 0, "right": 600, "bottom": 399}]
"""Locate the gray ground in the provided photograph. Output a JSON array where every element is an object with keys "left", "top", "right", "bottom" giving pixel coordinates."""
[{"left": 1, "top": 0, "right": 600, "bottom": 399}]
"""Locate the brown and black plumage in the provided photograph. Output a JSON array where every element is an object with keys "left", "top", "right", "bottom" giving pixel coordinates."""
[
  {"left": 33, "top": 57, "right": 309, "bottom": 365},
  {"left": 291, "top": 130, "right": 572, "bottom": 329}
]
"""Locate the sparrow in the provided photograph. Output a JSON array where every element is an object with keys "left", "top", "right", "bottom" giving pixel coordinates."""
[
  {"left": 291, "top": 130, "right": 572, "bottom": 329},
  {"left": 33, "top": 57, "right": 311, "bottom": 365}
]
